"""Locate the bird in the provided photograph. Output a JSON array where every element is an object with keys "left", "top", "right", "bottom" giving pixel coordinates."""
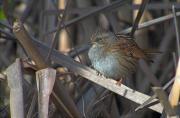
[{"left": 88, "top": 31, "right": 155, "bottom": 85}]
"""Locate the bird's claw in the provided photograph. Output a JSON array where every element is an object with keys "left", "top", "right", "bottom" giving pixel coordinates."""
[
  {"left": 116, "top": 78, "right": 123, "bottom": 86},
  {"left": 96, "top": 71, "right": 107, "bottom": 78},
  {"left": 96, "top": 71, "right": 103, "bottom": 76}
]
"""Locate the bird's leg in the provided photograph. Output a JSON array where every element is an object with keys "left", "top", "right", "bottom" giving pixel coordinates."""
[{"left": 116, "top": 78, "right": 123, "bottom": 86}]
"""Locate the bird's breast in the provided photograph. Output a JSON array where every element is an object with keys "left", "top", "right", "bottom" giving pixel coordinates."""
[{"left": 88, "top": 46, "right": 130, "bottom": 79}]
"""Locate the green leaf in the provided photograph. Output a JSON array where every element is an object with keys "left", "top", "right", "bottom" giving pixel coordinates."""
[{"left": 0, "top": 7, "right": 6, "bottom": 20}]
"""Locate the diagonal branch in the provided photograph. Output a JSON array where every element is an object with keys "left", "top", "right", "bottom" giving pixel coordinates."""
[
  {"left": 130, "top": 0, "right": 150, "bottom": 37},
  {"left": 46, "top": 0, "right": 71, "bottom": 62},
  {"left": 120, "top": 11, "right": 180, "bottom": 34},
  {"left": 172, "top": 5, "right": 180, "bottom": 58}
]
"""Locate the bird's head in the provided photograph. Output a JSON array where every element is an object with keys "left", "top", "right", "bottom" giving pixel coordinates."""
[{"left": 90, "top": 31, "right": 116, "bottom": 46}]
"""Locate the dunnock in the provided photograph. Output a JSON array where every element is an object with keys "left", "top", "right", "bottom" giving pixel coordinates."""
[{"left": 88, "top": 31, "right": 153, "bottom": 84}]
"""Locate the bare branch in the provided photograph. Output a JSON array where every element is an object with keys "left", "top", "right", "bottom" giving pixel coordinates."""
[
  {"left": 120, "top": 11, "right": 180, "bottom": 34},
  {"left": 130, "top": 0, "right": 149, "bottom": 37},
  {"left": 172, "top": 5, "right": 180, "bottom": 58}
]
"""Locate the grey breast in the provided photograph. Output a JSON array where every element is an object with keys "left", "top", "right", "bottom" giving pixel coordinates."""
[{"left": 88, "top": 43, "right": 128, "bottom": 79}]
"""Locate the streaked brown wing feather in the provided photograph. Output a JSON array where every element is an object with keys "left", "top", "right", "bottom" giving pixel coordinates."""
[{"left": 110, "top": 35, "right": 147, "bottom": 59}]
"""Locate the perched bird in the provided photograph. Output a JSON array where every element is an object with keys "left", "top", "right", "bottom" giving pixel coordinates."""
[{"left": 88, "top": 31, "right": 154, "bottom": 85}]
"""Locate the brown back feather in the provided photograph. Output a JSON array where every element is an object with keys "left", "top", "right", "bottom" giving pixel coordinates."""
[{"left": 110, "top": 35, "right": 147, "bottom": 60}]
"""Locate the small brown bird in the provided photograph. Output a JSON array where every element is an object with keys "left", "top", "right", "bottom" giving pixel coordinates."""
[{"left": 88, "top": 31, "right": 154, "bottom": 85}]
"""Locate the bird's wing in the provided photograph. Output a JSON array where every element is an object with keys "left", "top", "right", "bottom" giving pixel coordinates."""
[{"left": 110, "top": 35, "right": 147, "bottom": 60}]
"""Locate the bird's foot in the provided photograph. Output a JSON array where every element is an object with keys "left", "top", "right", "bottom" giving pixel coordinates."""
[
  {"left": 95, "top": 71, "right": 108, "bottom": 78},
  {"left": 96, "top": 71, "right": 103, "bottom": 76},
  {"left": 116, "top": 78, "right": 123, "bottom": 86}
]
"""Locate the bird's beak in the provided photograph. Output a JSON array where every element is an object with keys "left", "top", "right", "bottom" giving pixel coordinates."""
[{"left": 91, "top": 41, "right": 98, "bottom": 45}]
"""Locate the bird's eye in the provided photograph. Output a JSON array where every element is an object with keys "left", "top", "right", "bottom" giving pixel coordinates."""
[{"left": 95, "top": 38, "right": 101, "bottom": 42}]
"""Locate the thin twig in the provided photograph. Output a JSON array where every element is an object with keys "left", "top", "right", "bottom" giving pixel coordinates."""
[
  {"left": 26, "top": 91, "right": 37, "bottom": 118},
  {"left": 20, "top": 0, "right": 36, "bottom": 23},
  {"left": 120, "top": 11, "right": 180, "bottom": 34},
  {"left": 43, "top": 2, "right": 180, "bottom": 17},
  {"left": 45, "top": 0, "right": 130, "bottom": 35},
  {"left": 0, "top": 21, "right": 12, "bottom": 29},
  {"left": 46, "top": 0, "right": 71, "bottom": 62},
  {"left": 132, "top": 2, "right": 180, "bottom": 10},
  {"left": 172, "top": 5, "right": 180, "bottom": 58},
  {"left": 130, "top": 0, "right": 149, "bottom": 37},
  {"left": 82, "top": 96, "right": 87, "bottom": 118},
  {"left": 173, "top": 52, "right": 177, "bottom": 69},
  {"left": 0, "top": 28, "right": 15, "bottom": 39}
]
